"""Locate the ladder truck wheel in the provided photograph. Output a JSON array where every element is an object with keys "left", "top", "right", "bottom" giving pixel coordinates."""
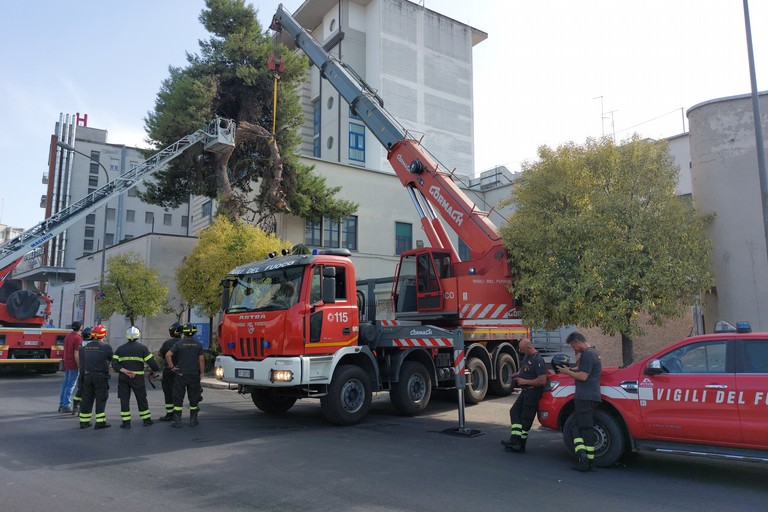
[
  {"left": 390, "top": 361, "right": 432, "bottom": 416},
  {"left": 250, "top": 388, "right": 297, "bottom": 414},
  {"left": 321, "top": 364, "right": 372, "bottom": 425},
  {"left": 489, "top": 352, "right": 517, "bottom": 396},
  {"left": 464, "top": 357, "right": 488, "bottom": 404}
]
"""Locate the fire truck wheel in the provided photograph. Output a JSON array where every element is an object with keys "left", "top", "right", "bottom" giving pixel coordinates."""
[
  {"left": 489, "top": 352, "right": 517, "bottom": 396},
  {"left": 250, "top": 389, "right": 297, "bottom": 414},
  {"left": 6, "top": 290, "right": 41, "bottom": 319},
  {"left": 321, "top": 364, "right": 372, "bottom": 425},
  {"left": 390, "top": 361, "right": 432, "bottom": 416},
  {"left": 562, "top": 409, "right": 627, "bottom": 467},
  {"left": 464, "top": 357, "right": 488, "bottom": 404}
]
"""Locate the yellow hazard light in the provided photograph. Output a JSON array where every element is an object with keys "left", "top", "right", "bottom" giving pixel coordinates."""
[{"left": 214, "top": 366, "right": 224, "bottom": 380}]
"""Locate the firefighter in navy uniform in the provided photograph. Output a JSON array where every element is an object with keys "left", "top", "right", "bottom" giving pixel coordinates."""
[
  {"left": 112, "top": 326, "right": 160, "bottom": 429},
  {"left": 71, "top": 326, "right": 93, "bottom": 416},
  {"left": 78, "top": 324, "right": 113, "bottom": 430},
  {"left": 501, "top": 338, "right": 547, "bottom": 453},
  {"left": 157, "top": 322, "right": 183, "bottom": 421},
  {"left": 165, "top": 323, "right": 205, "bottom": 428}
]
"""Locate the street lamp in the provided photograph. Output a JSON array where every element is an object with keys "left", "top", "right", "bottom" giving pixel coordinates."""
[{"left": 56, "top": 140, "right": 110, "bottom": 321}]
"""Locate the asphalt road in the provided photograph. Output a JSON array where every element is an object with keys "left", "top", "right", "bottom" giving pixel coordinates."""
[{"left": 0, "top": 372, "right": 765, "bottom": 512}]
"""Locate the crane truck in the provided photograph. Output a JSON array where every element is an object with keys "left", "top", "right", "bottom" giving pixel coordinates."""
[
  {"left": 212, "top": 5, "right": 527, "bottom": 425},
  {"left": 0, "top": 118, "right": 235, "bottom": 372}
]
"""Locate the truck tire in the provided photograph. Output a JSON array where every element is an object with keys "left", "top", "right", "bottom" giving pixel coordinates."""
[
  {"left": 250, "top": 389, "right": 297, "bottom": 414},
  {"left": 320, "top": 364, "right": 372, "bottom": 425},
  {"left": 464, "top": 357, "right": 488, "bottom": 404},
  {"left": 489, "top": 352, "right": 517, "bottom": 396},
  {"left": 390, "top": 361, "right": 432, "bottom": 416},
  {"left": 6, "top": 290, "right": 41, "bottom": 319},
  {"left": 562, "top": 409, "right": 627, "bottom": 467}
]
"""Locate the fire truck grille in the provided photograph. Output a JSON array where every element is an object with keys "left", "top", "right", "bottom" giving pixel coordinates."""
[{"left": 238, "top": 337, "right": 262, "bottom": 359}]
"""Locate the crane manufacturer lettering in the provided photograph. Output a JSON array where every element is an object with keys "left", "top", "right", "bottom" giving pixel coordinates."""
[{"left": 428, "top": 186, "right": 464, "bottom": 226}]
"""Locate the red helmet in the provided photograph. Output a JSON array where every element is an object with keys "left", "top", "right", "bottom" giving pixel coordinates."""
[{"left": 91, "top": 324, "right": 107, "bottom": 339}]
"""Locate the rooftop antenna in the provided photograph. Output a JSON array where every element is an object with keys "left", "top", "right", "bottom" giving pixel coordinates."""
[
  {"left": 593, "top": 96, "right": 606, "bottom": 137},
  {"left": 606, "top": 110, "right": 618, "bottom": 143}
]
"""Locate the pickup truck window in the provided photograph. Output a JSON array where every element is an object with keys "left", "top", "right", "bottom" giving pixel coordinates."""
[
  {"left": 742, "top": 340, "right": 768, "bottom": 373},
  {"left": 659, "top": 340, "right": 727, "bottom": 374}
]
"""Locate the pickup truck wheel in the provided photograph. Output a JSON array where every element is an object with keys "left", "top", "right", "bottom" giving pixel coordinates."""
[
  {"left": 390, "top": 361, "right": 432, "bottom": 416},
  {"left": 562, "top": 409, "right": 627, "bottom": 467},
  {"left": 489, "top": 352, "right": 517, "bottom": 396},
  {"left": 321, "top": 364, "right": 372, "bottom": 425},
  {"left": 250, "top": 389, "right": 297, "bottom": 414},
  {"left": 464, "top": 357, "right": 488, "bottom": 404}
]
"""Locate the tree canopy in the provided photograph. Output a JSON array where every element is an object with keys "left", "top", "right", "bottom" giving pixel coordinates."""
[
  {"left": 143, "top": 0, "right": 357, "bottom": 226},
  {"left": 502, "top": 135, "right": 714, "bottom": 365},
  {"left": 176, "top": 216, "right": 290, "bottom": 318},
  {"left": 96, "top": 252, "right": 169, "bottom": 326}
]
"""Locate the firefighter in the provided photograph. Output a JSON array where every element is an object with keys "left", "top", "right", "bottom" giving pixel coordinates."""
[
  {"left": 501, "top": 338, "right": 547, "bottom": 453},
  {"left": 71, "top": 326, "right": 93, "bottom": 415},
  {"left": 165, "top": 323, "right": 205, "bottom": 428},
  {"left": 112, "top": 326, "right": 160, "bottom": 429},
  {"left": 157, "top": 322, "right": 183, "bottom": 421},
  {"left": 78, "top": 324, "right": 113, "bottom": 430},
  {"left": 559, "top": 331, "right": 602, "bottom": 472}
]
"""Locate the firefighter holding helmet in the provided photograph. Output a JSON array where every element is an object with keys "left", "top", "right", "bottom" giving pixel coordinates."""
[
  {"left": 165, "top": 323, "right": 205, "bottom": 427},
  {"left": 157, "top": 322, "right": 183, "bottom": 421},
  {"left": 111, "top": 326, "right": 160, "bottom": 429}
]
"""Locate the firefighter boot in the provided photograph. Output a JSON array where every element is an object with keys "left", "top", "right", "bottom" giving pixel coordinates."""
[
  {"left": 571, "top": 452, "right": 590, "bottom": 472},
  {"left": 171, "top": 412, "right": 182, "bottom": 428},
  {"left": 501, "top": 436, "right": 523, "bottom": 453},
  {"left": 143, "top": 418, "right": 154, "bottom": 426},
  {"left": 189, "top": 410, "right": 199, "bottom": 427},
  {"left": 158, "top": 412, "right": 174, "bottom": 422},
  {"left": 518, "top": 437, "right": 527, "bottom": 453},
  {"left": 120, "top": 420, "right": 131, "bottom": 429},
  {"left": 94, "top": 422, "right": 111, "bottom": 430}
]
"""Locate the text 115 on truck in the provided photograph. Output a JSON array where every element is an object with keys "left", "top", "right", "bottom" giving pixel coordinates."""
[{"left": 213, "top": 5, "right": 530, "bottom": 425}]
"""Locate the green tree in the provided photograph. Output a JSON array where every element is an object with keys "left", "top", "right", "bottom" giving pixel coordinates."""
[
  {"left": 97, "top": 253, "right": 169, "bottom": 327},
  {"left": 503, "top": 135, "right": 714, "bottom": 365},
  {"left": 176, "top": 216, "right": 289, "bottom": 318},
  {"left": 142, "top": 0, "right": 357, "bottom": 226}
]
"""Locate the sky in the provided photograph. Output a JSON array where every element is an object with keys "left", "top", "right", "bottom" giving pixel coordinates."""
[{"left": 1, "top": 0, "right": 766, "bottom": 230}]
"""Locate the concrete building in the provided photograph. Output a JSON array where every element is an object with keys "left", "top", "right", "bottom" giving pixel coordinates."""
[{"left": 688, "top": 92, "right": 768, "bottom": 332}]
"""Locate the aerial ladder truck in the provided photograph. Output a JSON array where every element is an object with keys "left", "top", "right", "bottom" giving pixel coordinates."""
[
  {"left": 0, "top": 118, "right": 234, "bottom": 372},
  {"left": 212, "top": 5, "right": 527, "bottom": 425}
]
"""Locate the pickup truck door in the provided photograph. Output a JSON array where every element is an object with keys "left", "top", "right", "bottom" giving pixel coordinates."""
[
  {"left": 735, "top": 339, "right": 768, "bottom": 447},
  {"left": 639, "top": 339, "right": 740, "bottom": 444}
]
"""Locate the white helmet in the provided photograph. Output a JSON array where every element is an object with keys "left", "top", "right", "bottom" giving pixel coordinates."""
[{"left": 126, "top": 326, "right": 141, "bottom": 341}]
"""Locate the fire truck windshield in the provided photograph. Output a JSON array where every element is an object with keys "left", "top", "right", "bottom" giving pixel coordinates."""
[{"left": 227, "top": 267, "right": 303, "bottom": 312}]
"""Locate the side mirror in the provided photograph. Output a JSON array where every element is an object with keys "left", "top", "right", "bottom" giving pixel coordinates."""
[
  {"left": 644, "top": 359, "right": 663, "bottom": 376},
  {"left": 322, "top": 267, "right": 336, "bottom": 304}
]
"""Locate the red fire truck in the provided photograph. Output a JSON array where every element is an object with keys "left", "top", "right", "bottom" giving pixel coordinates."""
[{"left": 537, "top": 323, "right": 768, "bottom": 466}]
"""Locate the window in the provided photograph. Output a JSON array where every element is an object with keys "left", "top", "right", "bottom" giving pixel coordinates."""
[
  {"left": 85, "top": 214, "right": 96, "bottom": 225},
  {"left": 83, "top": 239, "right": 94, "bottom": 251},
  {"left": 110, "top": 158, "right": 120, "bottom": 171},
  {"left": 88, "top": 176, "right": 99, "bottom": 187},
  {"left": 124, "top": 235, "right": 134, "bottom": 241},
  {"left": 659, "top": 340, "right": 727, "bottom": 374},
  {"left": 88, "top": 188, "right": 96, "bottom": 195},
  {"left": 128, "top": 187, "right": 138, "bottom": 197},
  {"left": 305, "top": 216, "right": 357, "bottom": 250},
  {"left": 106, "top": 208, "right": 115, "bottom": 221},
  {"left": 742, "top": 340, "right": 768, "bottom": 373},
  {"left": 126, "top": 210, "right": 135, "bottom": 222},
  {"left": 349, "top": 123, "right": 365, "bottom": 162},
  {"left": 84, "top": 226, "right": 95, "bottom": 238},
  {"left": 395, "top": 222, "right": 412, "bottom": 255},
  {"left": 202, "top": 200, "right": 213, "bottom": 219},
  {"left": 105, "top": 233, "right": 114, "bottom": 246},
  {"left": 313, "top": 99, "right": 321, "bottom": 157},
  {"left": 163, "top": 213, "right": 172, "bottom": 226},
  {"left": 458, "top": 239, "right": 470, "bottom": 261},
  {"left": 181, "top": 215, "right": 189, "bottom": 228},
  {"left": 145, "top": 212, "right": 154, "bottom": 224},
  {"left": 89, "top": 163, "right": 100, "bottom": 176}
]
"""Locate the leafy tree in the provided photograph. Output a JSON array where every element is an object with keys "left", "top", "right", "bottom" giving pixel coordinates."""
[
  {"left": 176, "top": 216, "right": 290, "bottom": 318},
  {"left": 96, "top": 253, "right": 169, "bottom": 327},
  {"left": 503, "top": 135, "right": 714, "bottom": 365},
  {"left": 142, "top": 0, "right": 357, "bottom": 226}
]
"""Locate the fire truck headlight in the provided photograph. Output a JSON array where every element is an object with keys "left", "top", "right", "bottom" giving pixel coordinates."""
[
  {"left": 214, "top": 366, "right": 224, "bottom": 380},
  {"left": 544, "top": 380, "right": 560, "bottom": 392},
  {"left": 539, "top": 411, "right": 549, "bottom": 421},
  {"left": 270, "top": 369, "right": 294, "bottom": 382}
]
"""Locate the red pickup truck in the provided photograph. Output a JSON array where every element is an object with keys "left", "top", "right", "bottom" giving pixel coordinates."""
[{"left": 537, "top": 325, "right": 768, "bottom": 466}]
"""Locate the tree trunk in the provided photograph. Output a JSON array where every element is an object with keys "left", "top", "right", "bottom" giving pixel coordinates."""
[{"left": 621, "top": 332, "right": 634, "bottom": 367}]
